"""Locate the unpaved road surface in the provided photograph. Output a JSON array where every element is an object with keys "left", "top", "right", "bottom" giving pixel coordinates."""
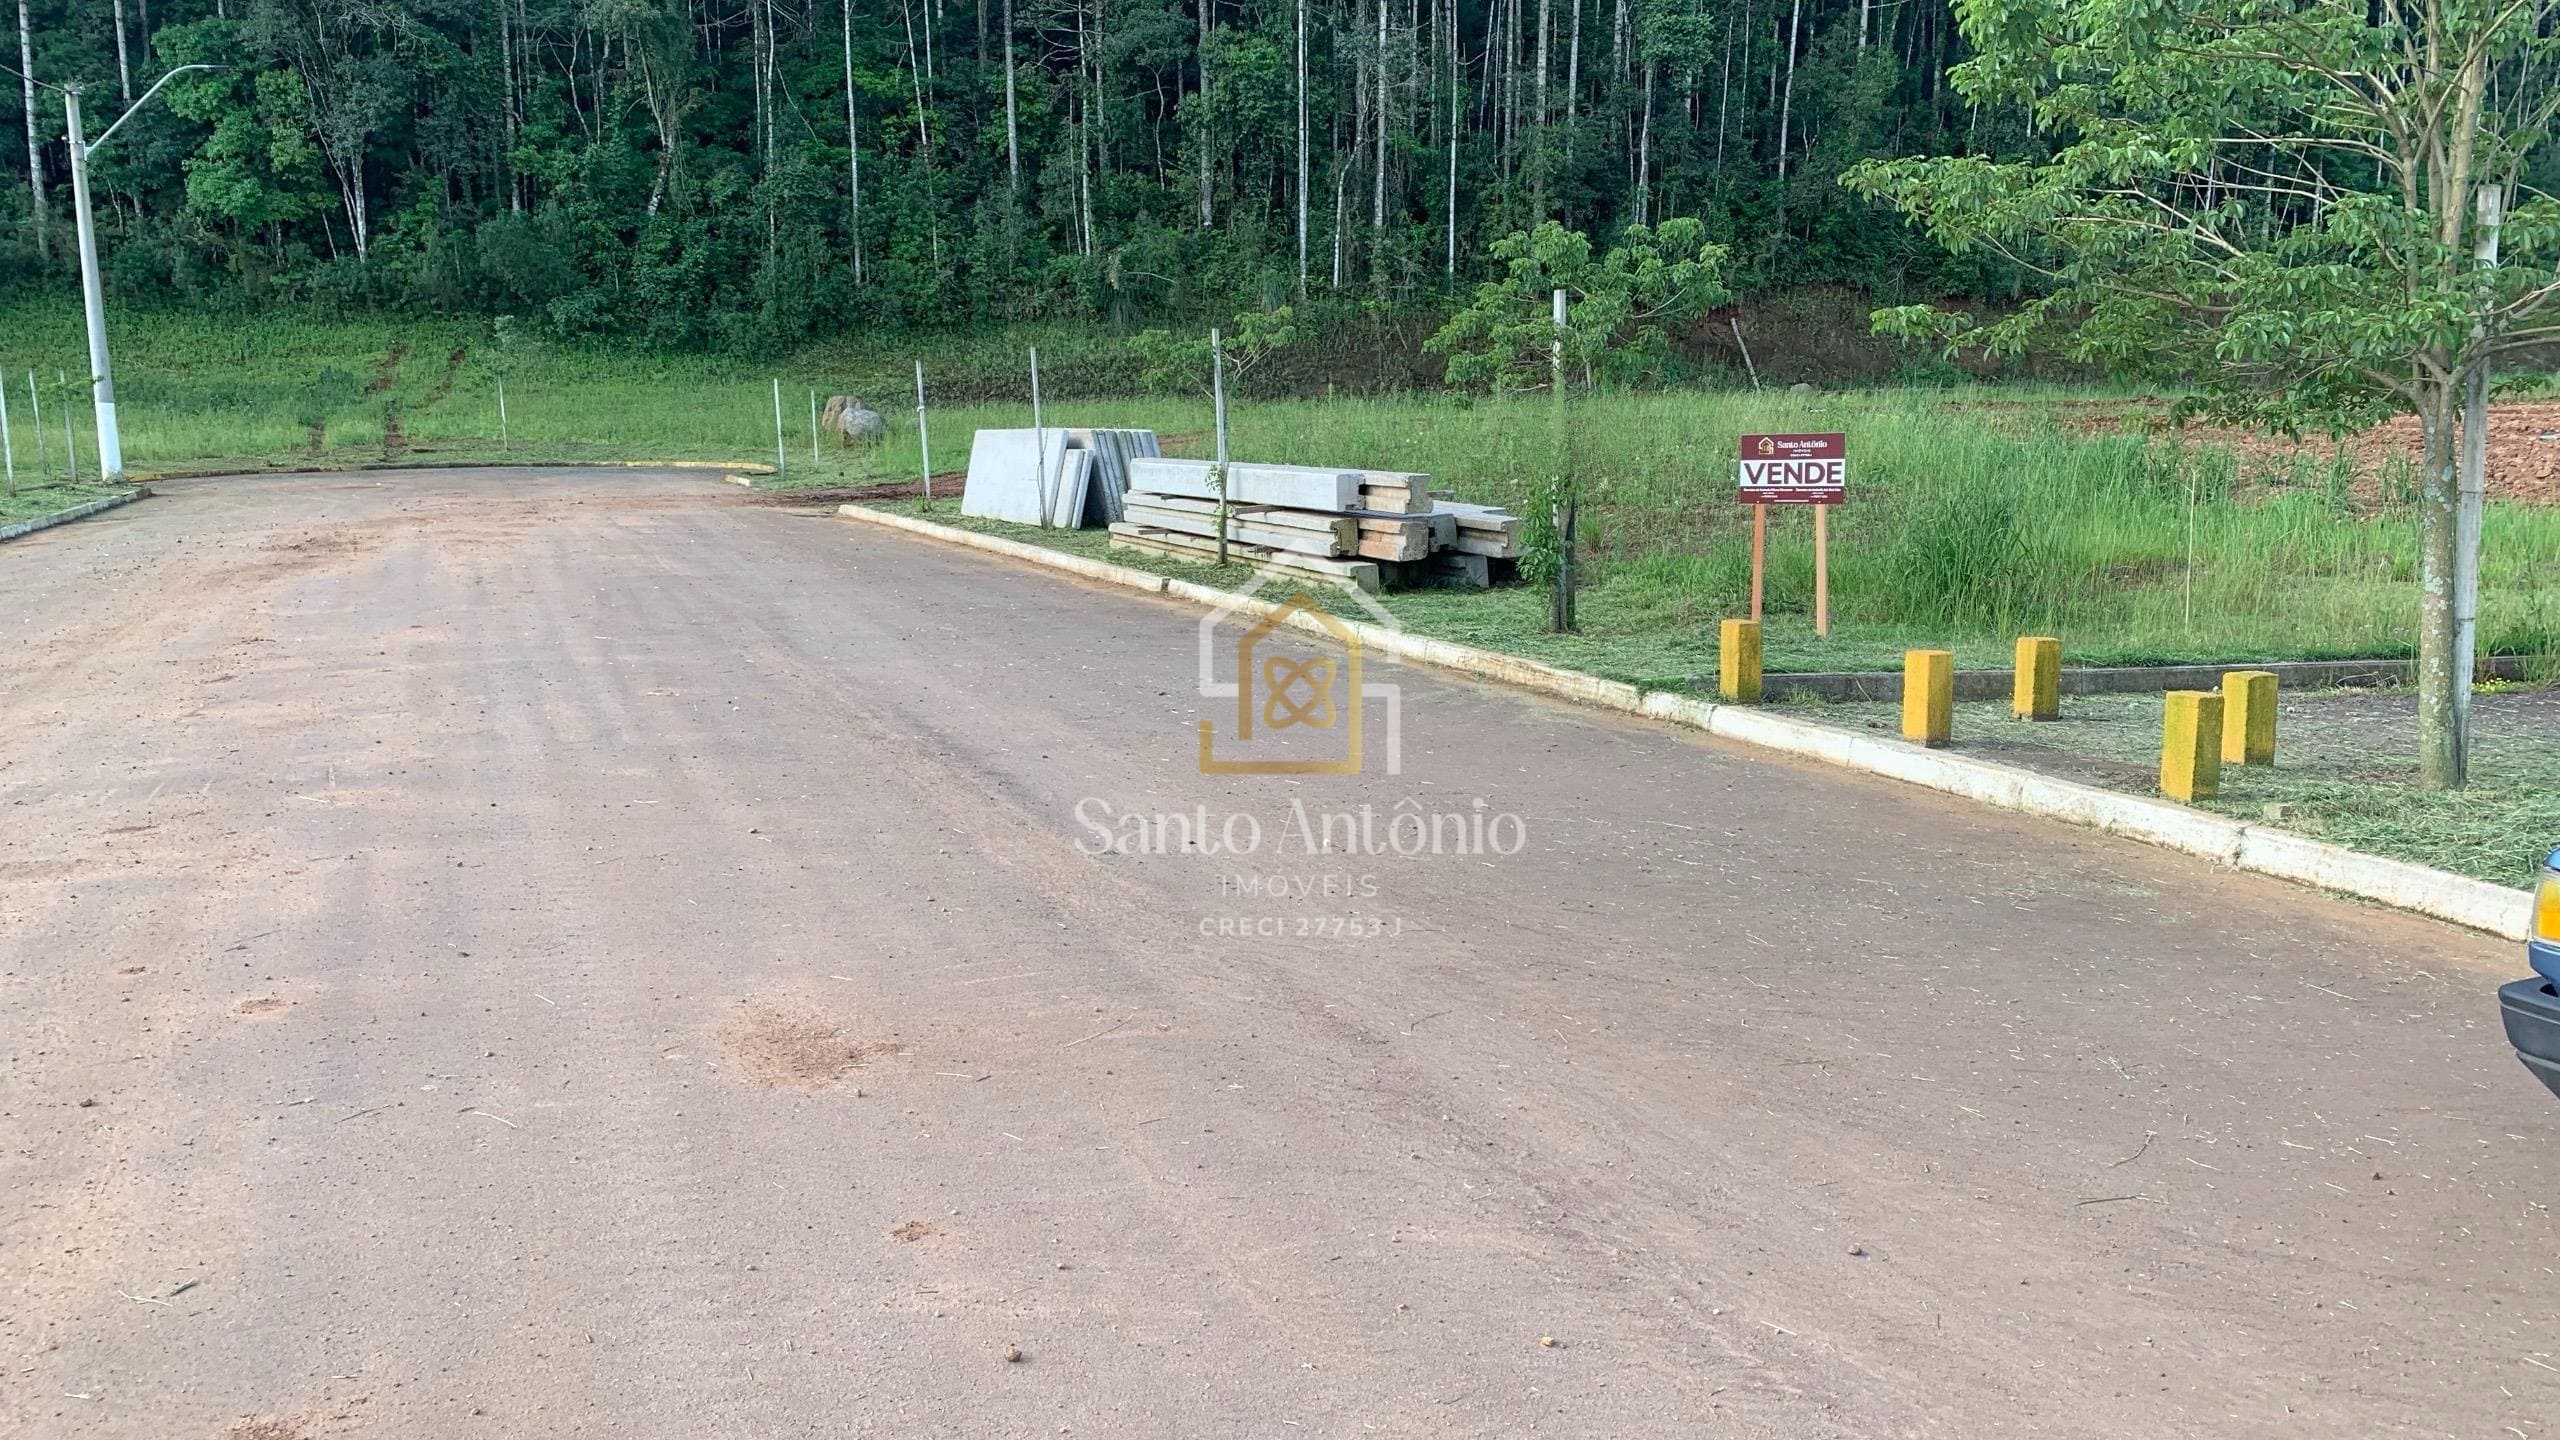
[{"left": 3, "top": 468, "right": 2553, "bottom": 1439}]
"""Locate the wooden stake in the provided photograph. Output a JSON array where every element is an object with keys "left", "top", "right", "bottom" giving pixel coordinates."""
[
  {"left": 1813, "top": 504, "right": 1830, "bottom": 637},
  {"left": 1749, "top": 503, "right": 1767, "bottom": 622}
]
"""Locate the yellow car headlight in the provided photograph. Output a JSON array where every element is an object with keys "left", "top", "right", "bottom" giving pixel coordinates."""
[{"left": 2539, "top": 868, "right": 2560, "bottom": 944}]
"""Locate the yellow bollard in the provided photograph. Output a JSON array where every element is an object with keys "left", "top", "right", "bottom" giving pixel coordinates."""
[
  {"left": 2013, "top": 636, "right": 2061, "bottom": 721},
  {"left": 1903, "top": 649, "right": 1954, "bottom": 747},
  {"left": 1719, "top": 618, "right": 1763, "bottom": 703},
  {"left": 2221, "top": 670, "right": 2277, "bottom": 766},
  {"left": 2161, "top": 690, "right": 2225, "bottom": 801}
]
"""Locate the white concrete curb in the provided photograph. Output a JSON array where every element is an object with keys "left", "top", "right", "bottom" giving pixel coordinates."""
[
  {"left": 0, "top": 485, "right": 152, "bottom": 543},
  {"left": 831, "top": 501, "right": 2537, "bottom": 941},
  {"left": 838, "top": 504, "right": 1171, "bottom": 594}
]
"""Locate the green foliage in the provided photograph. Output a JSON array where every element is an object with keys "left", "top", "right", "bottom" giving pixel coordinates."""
[
  {"left": 1843, "top": 0, "right": 2560, "bottom": 434},
  {"left": 290, "top": 365, "right": 362, "bottom": 433},
  {"left": 1425, "top": 221, "right": 1730, "bottom": 393},
  {"left": 1130, "top": 306, "right": 1300, "bottom": 396},
  {"left": 2, "top": 0, "right": 2008, "bottom": 348}
]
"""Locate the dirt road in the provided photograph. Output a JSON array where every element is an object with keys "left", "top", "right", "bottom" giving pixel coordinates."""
[{"left": 3, "top": 468, "right": 2551, "bottom": 1439}]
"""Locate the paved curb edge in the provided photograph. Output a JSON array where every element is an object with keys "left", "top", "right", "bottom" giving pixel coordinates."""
[
  {"left": 832, "top": 502, "right": 2535, "bottom": 941},
  {"left": 0, "top": 485, "right": 153, "bottom": 543},
  {"left": 133, "top": 459, "right": 780, "bottom": 483}
]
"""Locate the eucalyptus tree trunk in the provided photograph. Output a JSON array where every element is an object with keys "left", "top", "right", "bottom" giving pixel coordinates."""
[
  {"left": 844, "top": 0, "right": 864, "bottom": 285},
  {"left": 1634, "top": 58, "right": 1653, "bottom": 225},
  {"left": 1290, "top": 0, "right": 1310, "bottom": 292},
  {"left": 1195, "top": 0, "right": 1213, "bottom": 227},
  {"left": 1773, "top": 0, "right": 1801, "bottom": 225},
  {"left": 497, "top": 0, "right": 522, "bottom": 211},
  {"left": 1564, "top": 0, "right": 1581, "bottom": 158},
  {"left": 17, "top": 0, "right": 43, "bottom": 259},
  {"left": 1532, "top": 0, "right": 1549, "bottom": 212},
  {"left": 1003, "top": 0, "right": 1021, "bottom": 193},
  {"left": 1373, "top": 0, "right": 1389, "bottom": 241},
  {"left": 112, "top": 0, "right": 133, "bottom": 101},
  {"left": 1445, "top": 0, "right": 1458, "bottom": 279}
]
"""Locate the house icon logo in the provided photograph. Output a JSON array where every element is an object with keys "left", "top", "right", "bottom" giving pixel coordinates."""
[
  {"left": 1197, "top": 569, "right": 1402, "bottom": 775},
  {"left": 1754, "top": 435, "right": 1777, "bottom": 457}
]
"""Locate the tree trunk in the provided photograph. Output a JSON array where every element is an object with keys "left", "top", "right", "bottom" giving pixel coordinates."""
[
  {"left": 1373, "top": 0, "right": 1389, "bottom": 240},
  {"left": 1195, "top": 0, "right": 1213, "bottom": 227},
  {"left": 1634, "top": 58, "right": 1652, "bottom": 225},
  {"left": 2416, "top": 379, "right": 2460, "bottom": 789},
  {"left": 1531, "top": 0, "right": 1548, "bottom": 212},
  {"left": 844, "top": 0, "right": 864, "bottom": 285},
  {"left": 1003, "top": 0, "right": 1021, "bottom": 193},
  {"left": 497, "top": 0, "right": 522, "bottom": 211},
  {"left": 1774, "top": 0, "right": 1801, "bottom": 226},
  {"left": 1445, "top": 0, "right": 1458, "bottom": 279},
  {"left": 1296, "top": 0, "right": 1309, "bottom": 292},
  {"left": 18, "top": 0, "right": 43, "bottom": 259},
  {"left": 112, "top": 0, "right": 132, "bottom": 101}
]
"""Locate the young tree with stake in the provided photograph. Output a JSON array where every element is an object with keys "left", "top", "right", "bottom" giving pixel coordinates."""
[{"left": 1847, "top": 0, "right": 2560, "bottom": 790}]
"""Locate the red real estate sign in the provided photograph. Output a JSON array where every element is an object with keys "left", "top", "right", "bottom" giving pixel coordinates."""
[{"left": 1737, "top": 432, "right": 1847, "bottom": 505}]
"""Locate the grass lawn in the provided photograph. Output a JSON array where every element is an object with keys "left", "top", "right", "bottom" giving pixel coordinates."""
[
  {"left": 1792, "top": 688, "right": 2560, "bottom": 887},
  {"left": 855, "top": 501, "right": 2557, "bottom": 886},
  {"left": 7, "top": 297, "right": 2557, "bottom": 679},
  {"left": 0, "top": 481, "right": 127, "bottom": 527}
]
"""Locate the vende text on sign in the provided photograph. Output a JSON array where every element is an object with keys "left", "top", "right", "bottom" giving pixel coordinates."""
[{"left": 1737, "top": 432, "right": 1847, "bottom": 505}]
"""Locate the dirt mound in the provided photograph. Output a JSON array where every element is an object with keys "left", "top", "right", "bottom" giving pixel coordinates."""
[
  {"left": 889, "top": 1219, "right": 938, "bottom": 1242},
  {"left": 231, "top": 996, "right": 290, "bottom": 1018},
  {"left": 2062, "top": 398, "right": 2560, "bottom": 505},
  {"left": 227, "top": 1418, "right": 307, "bottom": 1440},
  {"left": 718, "top": 1002, "right": 894, "bottom": 1090}
]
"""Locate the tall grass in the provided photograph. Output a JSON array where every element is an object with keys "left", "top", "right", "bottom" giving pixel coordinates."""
[{"left": 5, "top": 297, "right": 2556, "bottom": 677}]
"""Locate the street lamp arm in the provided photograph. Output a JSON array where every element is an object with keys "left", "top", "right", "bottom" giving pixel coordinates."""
[{"left": 83, "top": 64, "right": 218, "bottom": 158}]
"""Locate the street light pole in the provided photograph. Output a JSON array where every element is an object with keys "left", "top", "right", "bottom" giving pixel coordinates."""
[
  {"left": 62, "top": 85, "right": 121, "bottom": 478},
  {"left": 62, "top": 65, "right": 215, "bottom": 482}
]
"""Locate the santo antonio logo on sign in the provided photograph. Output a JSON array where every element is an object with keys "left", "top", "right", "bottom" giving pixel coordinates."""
[{"left": 1737, "top": 432, "right": 1846, "bottom": 505}]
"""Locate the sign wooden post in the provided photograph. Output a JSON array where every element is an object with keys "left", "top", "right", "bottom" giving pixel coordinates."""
[
  {"left": 1749, "top": 504, "right": 1767, "bottom": 621},
  {"left": 1813, "top": 504, "right": 1829, "bottom": 637},
  {"left": 1737, "top": 432, "right": 1846, "bottom": 637}
]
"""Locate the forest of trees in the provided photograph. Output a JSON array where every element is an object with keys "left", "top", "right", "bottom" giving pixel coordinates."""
[{"left": 3, "top": 0, "right": 2020, "bottom": 347}]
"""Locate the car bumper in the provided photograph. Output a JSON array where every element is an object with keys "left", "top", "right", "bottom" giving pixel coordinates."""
[{"left": 2500, "top": 977, "right": 2560, "bottom": 1101}]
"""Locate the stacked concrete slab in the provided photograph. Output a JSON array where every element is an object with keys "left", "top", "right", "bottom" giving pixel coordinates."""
[
  {"left": 961, "top": 428, "right": 1162, "bottom": 528},
  {"left": 1108, "top": 458, "right": 1522, "bottom": 592},
  {"left": 1061, "top": 428, "right": 1162, "bottom": 526}
]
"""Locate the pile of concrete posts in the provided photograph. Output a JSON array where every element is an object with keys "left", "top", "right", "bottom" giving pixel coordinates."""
[
  {"left": 1108, "top": 458, "right": 1522, "bottom": 593},
  {"left": 960, "top": 428, "right": 1162, "bottom": 528}
]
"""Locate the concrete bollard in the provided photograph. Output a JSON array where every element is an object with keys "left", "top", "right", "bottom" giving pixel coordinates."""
[
  {"left": 1903, "top": 650, "right": 1954, "bottom": 747},
  {"left": 2221, "top": 670, "right": 2277, "bottom": 766},
  {"left": 1719, "top": 618, "right": 1763, "bottom": 703},
  {"left": 2161, "top": 690, "right": 2225, "bottom": 801},
  {"left": 2013, "top": 636, "right": 2061, "bottom": 721}
]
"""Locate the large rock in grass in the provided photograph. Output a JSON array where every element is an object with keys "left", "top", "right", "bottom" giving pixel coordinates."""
[{"left": 822, "top": 395, "right": 887, "bottom": 446}]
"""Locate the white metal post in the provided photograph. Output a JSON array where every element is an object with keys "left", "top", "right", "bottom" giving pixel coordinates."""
[
  {"left": 808, "top": 389, "right": 820, "bottom": 467},
  {"left": 1029, "top": 346, "right": 1047, "bottom": 526},
  {"left": 496, "top": 376, "right": 508, "bottom": 450},
  {"left": 2453, "top": 186, "right": 2502, "bottom": 783},
  {"left": 28, "top": 368, "right": 45, "bottom": 474},
  {"left": 60, "top": 369, "right": 78, "bottom": 482},
  {"left": 1210, "top": 327, "right": 1230, "bottom": 566},
  {"left": 63, "top": 86, "right": 122, "bottom": 478},
  {"left": 772, "top": 378, "right": 787, "bottom": 476},
  {"left": 1, "top": 366, "right": 14, "bottom": 493},
  {"left": 912, "top": 360, "right": 931, "bottom": 504}
]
